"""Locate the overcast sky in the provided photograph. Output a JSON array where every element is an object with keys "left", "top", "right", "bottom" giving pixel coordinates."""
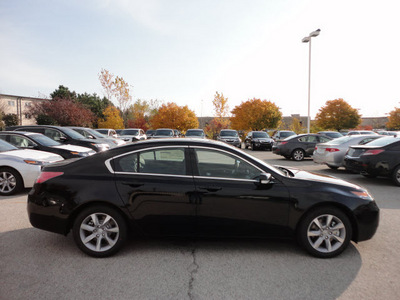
[{"left": 1, "top": 0, "right": 399, "bottom": 118}]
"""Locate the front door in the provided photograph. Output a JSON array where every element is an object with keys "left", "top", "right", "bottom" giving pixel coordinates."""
[{"left": 190, "top": 147, "right": 291, "bottom": 238}]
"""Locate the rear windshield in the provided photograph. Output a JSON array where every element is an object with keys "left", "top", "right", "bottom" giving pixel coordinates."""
[
  {"left": 186, "top": 130, "right": 204, "bottom": 136},
  {"left": 280, "top": 131, "right": 296, "bottom": 138},
  {"left": 363, "top": 137, "right": 400, "bottom": 147}
]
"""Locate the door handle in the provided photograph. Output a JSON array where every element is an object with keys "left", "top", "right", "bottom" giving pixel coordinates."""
[
  {"left": 121, "top": 182, "right": 143, "bottom": 188},
  {"left": 199, "top": 186, "right": 222, "bottom": 192}
]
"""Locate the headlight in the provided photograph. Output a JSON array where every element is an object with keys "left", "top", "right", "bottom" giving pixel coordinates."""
[
  {"left": 351, "top": 190, "right": 373, "bottom": 200},
  {"left": 24, "top": 160, "right": 45, "bottom": 165},
  {"left": 91, "top": 143, "right": 110, "bottom": 151}
]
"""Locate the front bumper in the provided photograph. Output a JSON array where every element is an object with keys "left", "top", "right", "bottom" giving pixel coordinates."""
[{"left": 353, "top": 201, "right": 380, "bottom": 242}]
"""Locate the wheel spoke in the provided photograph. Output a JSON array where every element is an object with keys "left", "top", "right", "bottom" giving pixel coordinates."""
[
  {"left": 330, "top": 223, "right": 344, "bottom": 230},
  {"left": 83, "top": 233, "right": 97, "bottom": 244},
  {"left": 105, "top": 235, "right": 116, "bottom": 247},
  {"left": 313, "top": 218, "right": 324, "bottom": 230},
  {"left": 325, "top": 239, "right": 333, "bottom": 252},
  {"left": 313, "top": 237, "right": 324, "bottom": 249},
  {"left": 81, "top": 224, "right": 95, "bottom": 232},
  {"left": 332, "top": 235, "right": 344, "bottom": 244},
  {"left": 308, "top": 230, "right": 321, "bottom": 237},
  {"left": 96, "top": 236, "right": 103, "bottom": 251},
  {"left": 105, "top": 227, "right": 119, "bottom": 233},
  {"left": 326, "top": 215, "right": 333, "bottom": 227},
  {"left": 90, "top": 214, "right": 100, "bottom": 226}
]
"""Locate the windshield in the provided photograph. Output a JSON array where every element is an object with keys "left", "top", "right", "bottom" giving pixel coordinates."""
[
  {"left": 30, "top": 134, "right": 61, "bottom": 146},
  {"left": 323, "top": 132, "right": 342, "bottom": 138},
  {"left": 363, "top": 137, "right": 400, "bottom": 147},
  {"left": 281, "top": 131, "right": 296, "bottom": 138},
  {"left": 120, "top": 129, "right": 139, "bottom": 135},
  {"left": 253, "top": 132, "right": 269, "bottom": 138},
  {"left": 220, "top": 130, "right": 238, "bottom": 137},
  {"left": 0, "top": 139, "right": 18, "bottom": 152},
  {"left": 62, "top": 127, "right": 86, "bottom": 139},
  {"left": 155, "top": 129, "right": 174, "bottom": 136},
  {"left": 186, "top": 130, "right": 204, "bottom": 136},
  {"left": 85, "top": 129, "right": 106, "bottom": 138}
]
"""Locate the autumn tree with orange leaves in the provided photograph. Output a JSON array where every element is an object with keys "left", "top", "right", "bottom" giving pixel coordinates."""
[
  {"left": 150, "top": 102, "right": 198, "bottom": 131},
  {"left": 205, "top": 92, "right": 230, "bottom": 139},
  {"left": 315, "top": 98, "right": 361, "bottom": 131},
  {"left": 230, "top": 98, "right": 282, "bottom": 131},
  {"left": 386, "top": 107, "right": 400, "bottom": 130},
  {"left": 97, "top": 105, "right": 124, "bottom": 129}
]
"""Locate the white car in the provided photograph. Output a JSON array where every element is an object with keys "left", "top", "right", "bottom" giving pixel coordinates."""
[
  {"left": 0, "top": 139, "right": 64, "bottom": 195},
  {"left": 119, "top": 128, "right": 147, "bottom": 142}
]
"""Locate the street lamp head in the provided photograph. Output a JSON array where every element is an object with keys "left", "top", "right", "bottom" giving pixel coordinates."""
[
  {"left": 302, "top": 37, "right": 310, "bottom": 43},
  {"left": 309, "top": 29, "right": 321, "bottom": 37}
]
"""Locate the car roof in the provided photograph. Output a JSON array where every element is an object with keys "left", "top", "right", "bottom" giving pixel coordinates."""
[{"left": 0, "top": 131, "right": 40, "bottom": 136}]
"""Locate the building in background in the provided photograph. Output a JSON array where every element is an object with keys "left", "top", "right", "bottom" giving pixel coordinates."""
[{"left": 0, "top": 94, "right": 48, "bottom": 126}]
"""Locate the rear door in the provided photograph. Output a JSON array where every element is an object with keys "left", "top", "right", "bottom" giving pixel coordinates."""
[{"left": 113, "top": 146, "right": 197, "bottom": 236}]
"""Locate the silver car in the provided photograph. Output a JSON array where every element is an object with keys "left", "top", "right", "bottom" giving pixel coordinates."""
[{"left": 313, "top": 135, "right": 382, "bottom": 169}]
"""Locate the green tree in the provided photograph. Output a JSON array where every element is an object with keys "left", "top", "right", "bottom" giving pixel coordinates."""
[
  {"left": 230, "top": 98, "right": 282, "bottom": 131},
  {"left": 386, "top": 107, "right": 400, "bottom": 130},
  {"left": 3, "top": 114, "right": 19, "bottom": 126},
  {"left": 77, "top": 93, "right": 113, "bottom": 124},
  {"left": 315, "top": 98, "right": 361, "bottom": 131},
  {"left": 50, "top": 85, "right": 77, "bottom": 100}
]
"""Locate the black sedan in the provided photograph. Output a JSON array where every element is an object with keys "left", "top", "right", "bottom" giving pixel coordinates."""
[
  {"left": 344, "top": 137, "right": 400, "bottom": 185},
  {"left": 244, "top": 131, "right": 274, "bottom": 151},
  {"left": 273, "top": 134, "right": 332, "bottom": 161},
  {"left": 28, "top": 139, "right": 379, "bottom": 258},
  {"left": 0, "top": 131, "right": 96, "bottom": 159}
]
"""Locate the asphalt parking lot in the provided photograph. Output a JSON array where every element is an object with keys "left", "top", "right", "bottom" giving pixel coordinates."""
[{"left": 1, "top": 149, "right": 399, "bottom": 300}]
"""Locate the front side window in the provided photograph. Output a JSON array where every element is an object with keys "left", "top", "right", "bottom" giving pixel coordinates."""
[
  {"left": 44, "top": 129, "right": 67, "bottom": 141},
  {"left": 194, "top": 148, "right": 261, "bottom": 180},
  {"left": 9, "top": 135, "right": 36, "bottom": 148},
  {"left": 115, "top": 147, "right": 186, "bottom": 175}
]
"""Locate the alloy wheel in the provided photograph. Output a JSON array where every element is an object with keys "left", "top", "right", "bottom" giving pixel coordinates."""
[{"left": 0, "top": 171, "right": 17, "bottom": 194}]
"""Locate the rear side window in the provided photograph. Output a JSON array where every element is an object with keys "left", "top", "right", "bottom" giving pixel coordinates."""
[{"left": 115, "top": 147, "right": 186, "bottom": 175}]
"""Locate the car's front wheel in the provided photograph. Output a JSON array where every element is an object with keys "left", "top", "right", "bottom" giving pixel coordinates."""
[
  {"left": 0, "top": 167, "right": 23, "bottom": 196},
  {"left": 392, "top": 165, "right": 400, "bottom": 186},
  {"left": 298, "top": 207, "right": 352, "bottom": 258},
  {"left": 73, "top": 206, "right": 127, "bottom": 257}
]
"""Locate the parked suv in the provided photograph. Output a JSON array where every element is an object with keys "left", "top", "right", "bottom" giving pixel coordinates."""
[
  {"left": 244, "top": 131, "right": 274, "bottom": 150},
  {"left": 6, "top": 125, "right": 110, "bottom": 152},
  {"left": 217, "top": 129, "right": 241, "bottom": 148}
]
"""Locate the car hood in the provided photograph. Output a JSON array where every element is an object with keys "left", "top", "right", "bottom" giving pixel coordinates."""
[
  {"left": 281, "top": 166, "right": 361, "bottom": 189},
  {"left": 53, "top": 144, "right": 94, "bottom": 152},
  {"left": 0, "top": 149, "right": 63, "bottom": 162}
]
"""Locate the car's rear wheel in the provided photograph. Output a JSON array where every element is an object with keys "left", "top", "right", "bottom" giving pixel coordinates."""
[
  {"left": 327, "top": 165, "right": 339, "bottom": 170},
  {"left": 292, "top": 149, "right": 305, "bottom": 161},
  {"left": 392, "top": 165, "right": 400, "bottom": 186},
  {"left": 73, "top": 206, "right": 127, "bottom": 257},
  {"left": 298, "top": 207, "right": 352, "bottom": 258},
  {"left": 0, "top": 167, "right": 23, "bottom": 196}
]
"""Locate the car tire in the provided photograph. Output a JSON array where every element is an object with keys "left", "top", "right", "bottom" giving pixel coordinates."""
[
  {"left": 327, "top": 165, "right": 339, "bottom": 170},
  {"left": 0, "top": 167, "right": 23, "bottom": 196},
  {"left": 297, "top": 207, "right": 352, "bottom": 258},
  {"left": 292, "top": 149, "right": 305, "bottom": 161},
  {"left": 250, "top": 143, "right": 255, "bottom": 151},
  {"left": 392, "top": 165, "right": 400, "bottom": 186},
  {"left": 73, "top": 205, "right": 127, "bottom": 258}
]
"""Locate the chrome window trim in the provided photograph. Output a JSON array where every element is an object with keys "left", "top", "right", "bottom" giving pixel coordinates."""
[
  {"left": 193, "top": 175, "right": 257, "bottom": 182},
  {"left": 105, "top": 145, "right": 189, "bottom": 174}
]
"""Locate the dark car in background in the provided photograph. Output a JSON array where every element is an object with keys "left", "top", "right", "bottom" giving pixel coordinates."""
[
  {"left": 273, "top": 134, "right": 332, "bottom": 161},
  {"left": 271, "top": 130, "right": 296, "bottom": 142},
  {"left": 0, "top": 131, "right": 96, "bottom": 159},
  {"left": 28, "top": 138, "right": 379, "bottom": 258},
  {"left": 69, "top": 127, "right": 126, "bottom": 147},
  {"left": 244, "top": 131, "right": 274, "bottom": 151},
  {"left": 146, "top": 129, "right": 156, "bottom": 138},
  {"left": 152, "top": 128, "right": 175, "bottom": 139},
  {"left": 217, "top": 129, "right": 241, "bottom": 148},
  {"left": 185, "top": 129, "right": 206, "bottom": 139},
  {"left": 7, "top": 125, "right": 110, "bottom": 152},
  {"left": 344, "top": 137, "right": 400, "bottom": 186}
]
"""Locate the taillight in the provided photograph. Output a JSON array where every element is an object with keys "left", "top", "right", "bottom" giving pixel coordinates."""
[
  {"left": 36, "top": 172, "right": 64, "bottom": 183},
  {"left": 363, "top": 149, "right": 384, "bottom": 156},
  {"left": 280, "top": 141, "right": 288, "bottom": 145},
  {"left": 325, "top": 148, "right": 340, "bottom": 152}
]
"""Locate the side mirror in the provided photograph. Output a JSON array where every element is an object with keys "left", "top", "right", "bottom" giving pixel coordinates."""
[
  {"left": 59, "top": 136, "right": 68, "bottom": 143},
  {"left": 256, "top": 173, "right": 273, "bottom": 186}
]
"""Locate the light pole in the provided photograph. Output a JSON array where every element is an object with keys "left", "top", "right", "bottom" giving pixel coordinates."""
[{"left": 302, "top": 29, "right": 320, "bottom": 133}]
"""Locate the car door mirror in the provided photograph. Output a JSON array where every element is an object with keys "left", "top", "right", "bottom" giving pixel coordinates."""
[{"left": 256, "top": 173, "right": 273, "bottom": 185}]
